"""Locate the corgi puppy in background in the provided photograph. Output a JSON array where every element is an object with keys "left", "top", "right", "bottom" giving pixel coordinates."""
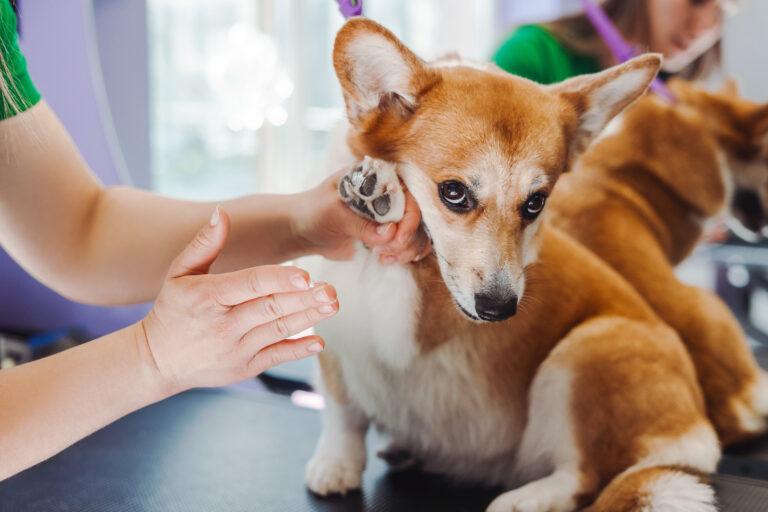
[
  {"left": 549, "top": 79, "right": 768, "bottom": 447},
  {"left": 305, "top": 18, "right": 722, "bottom": 512}
]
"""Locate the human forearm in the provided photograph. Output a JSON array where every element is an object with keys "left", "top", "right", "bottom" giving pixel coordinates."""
[
  {"left": 71, "top": 186, "right": 306, "bottom": 304},
  {"left": 0, "top": 102, "right": 307, "bottom": 304},
  {"left": 0, "top": 103, "right": 428, "bottom": 306},
  {"left": 0, "top": 323, "right": 172, "bottom": 481}
]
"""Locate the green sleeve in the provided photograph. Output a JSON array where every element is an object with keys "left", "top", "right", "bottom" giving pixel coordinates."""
[
  {"left": 492, "top": 25, "right": 555, "bottom": 84},
  {"left": 492, "top": 25, "right": 601, "bottom": 85},
  {"left": 0, "top": 1, "right": 41, "bottom": 119}
]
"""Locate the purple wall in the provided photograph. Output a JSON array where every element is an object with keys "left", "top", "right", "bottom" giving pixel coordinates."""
[{"left": 0, "top": 0, "right": 149, "bottom": 337}]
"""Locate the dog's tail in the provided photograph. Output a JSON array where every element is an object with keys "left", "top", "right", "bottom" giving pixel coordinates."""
[{"left": 585, "top": 466, "right": 716, "bottom": 512}]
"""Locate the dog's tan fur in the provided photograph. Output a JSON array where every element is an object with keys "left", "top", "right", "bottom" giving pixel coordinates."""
[
  {"left": 550, "top": 80, "right": 768, "bottom": 447},
  {"left": 308, "top": 19, "right": 720, "bottom": 511}
]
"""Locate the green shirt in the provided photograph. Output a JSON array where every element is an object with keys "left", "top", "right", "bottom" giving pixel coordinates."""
[
  {"left": 493, "top": 25, "right": 601, "bottom": 84},
  {"left": 0, "top": 0, "right": 40, "bottom": 118}
]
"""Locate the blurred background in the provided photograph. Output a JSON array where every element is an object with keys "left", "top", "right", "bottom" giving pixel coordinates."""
[{"left": 1, "top": 0, "right": 767, "bottom": 375}]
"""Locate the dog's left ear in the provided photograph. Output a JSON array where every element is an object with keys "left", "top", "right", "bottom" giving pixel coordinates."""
[
  {"left": 333, "top": 18, "right": 439, "bottom": 128},
  {"left": 552, "top": 53, "right": 662, "bottom": 161}
]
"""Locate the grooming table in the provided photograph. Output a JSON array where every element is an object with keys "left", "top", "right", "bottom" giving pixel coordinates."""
[{"left": 2, "top": 388, "right": 768, "bottom": 512}]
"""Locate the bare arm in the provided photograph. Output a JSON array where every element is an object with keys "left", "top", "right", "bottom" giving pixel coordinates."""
[
  {"left": 0, "top": 102, "right": 429, "bottom": 305},
  {"left": 0, "top": 211, "right": 336, "bottom": 481},
  {"left": 0, "top": 323, "right": 167, "bottom": 479}
]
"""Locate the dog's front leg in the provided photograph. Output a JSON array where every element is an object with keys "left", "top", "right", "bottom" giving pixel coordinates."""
[
  {"left": 306, "top": 353, "right": 369, "bottom": 496},
  {"left": 306, "top": 394, "right": 368, "bottom": 496}
]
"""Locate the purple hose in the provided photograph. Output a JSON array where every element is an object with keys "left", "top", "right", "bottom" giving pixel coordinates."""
[{"left": 580, "top": 0, "right": 675, "bottom": 102}]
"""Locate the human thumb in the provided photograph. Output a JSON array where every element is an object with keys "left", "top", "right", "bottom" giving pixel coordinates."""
[{"left": 168, "top": 206, "right": 230, "bottom": 278}]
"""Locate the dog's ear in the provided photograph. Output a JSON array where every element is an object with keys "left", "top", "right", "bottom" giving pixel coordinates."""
[
  {"left": 333, "top": 18, "right": 437, "bottom": 127},
  {"left": 552, "top": 53, "right": 662, "bottom": 160}
]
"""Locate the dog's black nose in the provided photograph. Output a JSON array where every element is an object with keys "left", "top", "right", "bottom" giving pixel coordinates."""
[{"left": 474, "top": 293, "right": 518, "bottom": 322}]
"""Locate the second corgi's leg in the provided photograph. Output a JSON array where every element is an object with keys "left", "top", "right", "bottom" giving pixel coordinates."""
[
  {"left": 669, "top": 286, "right": 768, "bottom": 443},
  {"left": 306, "top": 352, "right": 369, "bottom": 496}
]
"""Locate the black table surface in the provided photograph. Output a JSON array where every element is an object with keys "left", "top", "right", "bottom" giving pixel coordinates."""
[{"left": 3, "top": 387, "right": 768, "bottom": 512}]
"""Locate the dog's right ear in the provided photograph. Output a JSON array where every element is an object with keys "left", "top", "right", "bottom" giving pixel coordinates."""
[
  {"left": 333, "top": 18, "right": 438, "bottom": 127},
  {"left": 552, "top": 53, "right": 662, "bottom": 162}
]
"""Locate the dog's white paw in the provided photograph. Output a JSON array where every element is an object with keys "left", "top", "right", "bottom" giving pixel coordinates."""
[
  {"left": 486, "top": 491, "right": 560, "bottom": 512},
  {"left": 486, "top": 472, "right": 578, "bottom": 512},
  {"left": 338, "top": 156, "right": 405, "bottom": 224},
  {"left": 305, "top": 455, "right": 363, "bottom": 496}
]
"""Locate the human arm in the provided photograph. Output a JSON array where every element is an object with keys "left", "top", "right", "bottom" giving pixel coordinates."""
[
  {"left": 0, "top": 209, "right": 336, "bottom": 480},
  {"left": 0, "top": 102, "right": 428, "bottom": 305}
]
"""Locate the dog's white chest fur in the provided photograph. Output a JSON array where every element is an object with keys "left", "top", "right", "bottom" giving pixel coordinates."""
[{"left": 313, "top": 248, "right": 523, "bottom": 484}]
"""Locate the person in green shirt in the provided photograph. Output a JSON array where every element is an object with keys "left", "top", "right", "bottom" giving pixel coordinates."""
[
  {"left": 494, "top": 0, "right": 730, "bottom": 85},
  {"left": 0, "top": 1, "right": 429, "bottom": 480}
]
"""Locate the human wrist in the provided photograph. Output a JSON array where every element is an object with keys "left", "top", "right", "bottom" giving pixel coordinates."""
[
  {"left": 129, "top": 319, "right": 184, "bottom": 399},
  {"left": 285, "top": 190, "right": 317, "bottom": 258}
]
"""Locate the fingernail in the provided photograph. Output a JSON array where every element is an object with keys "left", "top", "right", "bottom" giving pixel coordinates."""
[
  {"left": 381, "top": 255, "right": 397, "bottom": 265},
  {"left": 209, "top": 206, "right": 220, "bottom": 227},
  {"left": 307, "top": 342, "right": 324, "bottom": 353},
  {"left": 377, "top": 223, "right": 394, "bottom": 236},
  {"left": 291, "top": 274, "right": 310, "bottom": 290},
  {"left": 318, "top": 302, "right": 337, "bottom": 315},
  {"left": 313, "top": 286, "right": 332, "bottom": 303}
]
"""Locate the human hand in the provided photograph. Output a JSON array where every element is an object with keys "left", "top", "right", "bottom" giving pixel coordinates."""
[
  {"left": 292, "top": 168, "right": 431, "bottom": 263},
  {"left": 139, "top": 207, "right": 338, "bottom": 392}
]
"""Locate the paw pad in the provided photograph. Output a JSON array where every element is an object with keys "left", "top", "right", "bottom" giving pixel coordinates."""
[{"left": 338, "top": 156, "right": 405, "bottom": 224}]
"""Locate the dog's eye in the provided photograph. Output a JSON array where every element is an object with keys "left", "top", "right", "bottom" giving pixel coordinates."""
[
  {"left": 439, "top": 181, "right": 476, "bottom": 212},
  {"left": 521, "top": 192, "right": 547, "bottom": 220}
]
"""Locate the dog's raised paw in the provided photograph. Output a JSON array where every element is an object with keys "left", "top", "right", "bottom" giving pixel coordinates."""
[
  {"left": 338, "top": 156, "right": 405, "bottom": 224},
  {"left": 305, "top": 456, "right": 363, "bottom": 497}
]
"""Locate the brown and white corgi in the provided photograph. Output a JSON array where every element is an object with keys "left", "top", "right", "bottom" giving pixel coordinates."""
[
  {"left": 306, "top": 19, "right": 719, "bottom": 511},
  {"left": 549, "top": 79, "right": 768, "bottom": 447}
]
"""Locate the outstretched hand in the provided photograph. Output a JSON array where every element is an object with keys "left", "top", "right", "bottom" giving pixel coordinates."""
[{"left": 140, "top": 208, "right": 338, "bottom": 391}]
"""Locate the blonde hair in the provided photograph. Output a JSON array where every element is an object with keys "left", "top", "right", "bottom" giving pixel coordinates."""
[
  {"left": 542, "top": 0, "right": 721, "bottom": 80},
  {"left": 0, "top": 52, "right": 22, "bottom": 117},
  {"left": 0, "top": 3, "right": 24, "bottom": 118}
]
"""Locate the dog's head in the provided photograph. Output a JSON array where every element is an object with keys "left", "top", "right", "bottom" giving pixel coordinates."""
[
  {"left": 670, "top": 79, "right": 768, "bottom": 240},
  {"left": 333, "top": 19, "right": 660, "bottom": 322}
]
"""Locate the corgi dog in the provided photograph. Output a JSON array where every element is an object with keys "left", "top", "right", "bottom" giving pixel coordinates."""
[
  {"left": 306, "top": 19, "right": 720, "bottom": 511},
  {"left": 549, "top": 79, "right": 768, "bottom": 447}
]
